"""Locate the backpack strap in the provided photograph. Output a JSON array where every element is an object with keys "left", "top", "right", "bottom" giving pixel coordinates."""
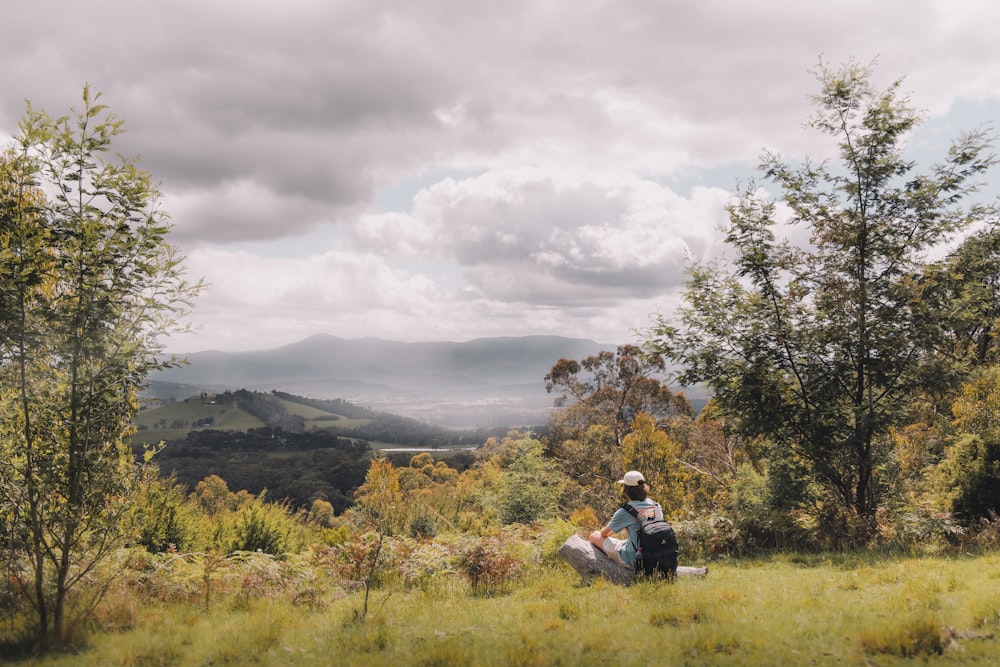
[{"left": 620, "top": 501, "right": 642, "bottom": 554}]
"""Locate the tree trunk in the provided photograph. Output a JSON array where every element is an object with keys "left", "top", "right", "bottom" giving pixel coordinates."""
[{"left": 556, "top": 535, "right": 707, "bottom": 584}]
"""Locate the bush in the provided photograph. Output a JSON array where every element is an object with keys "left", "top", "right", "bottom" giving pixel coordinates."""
[
  {"left": 334, "top": 531, "right": 400, "bottom": 587},
  {"left": 223, "top": 497, "right": 302, "bottom": 556},
  {"left": 409, "top": 512, "right": 437, "bottom": 540},
  {"left": 130, "top": 472, "right": 198, "bottom": 553},
  {"left": 456, "top": 538, "right": 524, "bottom": 596},
  {"left": 859, "top": 615, "right": 946, "bottom": 658},
  {"left": 537, "top": 518, "right": 578, "bottom": 565},
  {"left": 395, "top": 539, "right": 457, "bottom": 591},
  {"left": 673, "top": 515, "right": 736, "bottom": 560},
  {"left": 936, "top": 433, "right": 1000, "bottom": 523}
]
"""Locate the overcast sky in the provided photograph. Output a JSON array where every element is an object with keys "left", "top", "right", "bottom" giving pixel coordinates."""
[{"left": 3, "top": 1, "right": 998, "bottom": 352}]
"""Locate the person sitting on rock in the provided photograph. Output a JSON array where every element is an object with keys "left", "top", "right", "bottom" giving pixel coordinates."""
[{"left": 588, "top": 470, "right": 663, "bottom": 569}]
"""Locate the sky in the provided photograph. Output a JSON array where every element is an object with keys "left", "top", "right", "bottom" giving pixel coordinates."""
[{"left": 2, "top": 1, "right": 999, "bottom": 353}]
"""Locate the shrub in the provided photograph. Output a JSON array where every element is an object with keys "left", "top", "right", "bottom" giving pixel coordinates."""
[
  {"left": 409, "top": 512, "right": 437, "bottom": 540},
  {"left": 936, "top": 433, "right": 1000, "bottom": 523},
  {"left": 456, "top": 538, "right": 524, "bottom": 596},
  {"left": 396, "top": 539, "right": 457, "bottom": 590},
  {"left": 130, "top": 472, "right": 198, "bottom": 553},
  {"left": 335, "top": 531, "right": 400, "bottom": 587},
  {"left": 881, "top": 506, "right": 964, "bottom": 552},
  {"left": 537, "top": 518, "right": 577, "bottom": 565},
  {"left": 859, "top": 615, "right": 946, "bottom": 658},
  {"left": 674, "top": 515, "right": 736, "bottom": 560},
  {"left": 224, "top": 497, "right": 302, "bottom": 556},
  {"left": 970, "top": 511, "right": 1000, "bottom": 549},
  {"left": 229, "top": 552, "right": 290, "bottom": 609}
]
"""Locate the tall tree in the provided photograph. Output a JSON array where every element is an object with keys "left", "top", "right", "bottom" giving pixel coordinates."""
[
  {"left": 646, "top": 59, "right": 997, "bottom": 533},
  {"left": 545, "top": 344, "right": 692, "bottom": 445},
  {"left": 544, "top": 344, "right": 693, "bottom": 510},
  {"left": 0, "top": 87, "right": 201, "bottom": 646}
]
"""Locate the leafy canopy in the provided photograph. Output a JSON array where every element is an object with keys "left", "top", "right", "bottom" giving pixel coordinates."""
[{"left": 646, "top": 58, "right": 997, "bottom": 528}]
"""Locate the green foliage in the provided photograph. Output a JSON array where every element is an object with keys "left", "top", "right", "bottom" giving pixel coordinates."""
[
  {"left": 130, "top": 470, "right": 198, "bottom": 553},
  {"left": 470, "top": 433, "right": 579, "bottom": 526},
  {"left": 0, "top": 87, "right": 201, "bottom": 647},
  {"left": 670, "top": 515, "right": 735, "bottom": 560},
  {"left": 224, "top": 496, "right": 303, "bottom": 556},
  {"left": 646, "top": 58, "right": 998, "bottom": 531},
  {"left": 933, "top": 366, "right": 1000, "bottom": 522},
  {"left": 408, "top": 512, "right": 437, "bottom": 540},
  {"left": 939, "top": 433, "right": 1000, "bottom": 522},
  {"left": 309, "top": 498, "right": 336, "bottom": 527},
  {"left": 537, "top": 518, "right": 578, "bottom": 565},
  {"left": 497, "top": 440, "right": 563, "bottom": 525}
]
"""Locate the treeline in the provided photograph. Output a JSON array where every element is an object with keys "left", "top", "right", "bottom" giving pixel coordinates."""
[
  {"left": 218, "top": 389, "right": 306, "bottom": 432},
  {"left": 145, "top": 429, "right": 372, "bottom": 512},
  {"left": 140, "top": 392, "right": 488, "bottom": 511}
]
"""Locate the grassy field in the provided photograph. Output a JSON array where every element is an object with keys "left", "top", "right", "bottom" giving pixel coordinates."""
[
  {"left": 272, "top": 397, "right": 373, "bottom": 430},
  {"left": 11, "top": 551, "right": 999, "bottom": 666},
  {"left": 132, "top": 395, "right": 373, "bottom": 446},
  {"left": 132, "top": 399, "right": 265, "bottom": 444}
]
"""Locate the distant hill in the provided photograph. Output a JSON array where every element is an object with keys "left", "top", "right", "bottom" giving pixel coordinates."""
[{"left": 147, "top": 335, "right": 623, "bottom": 427}]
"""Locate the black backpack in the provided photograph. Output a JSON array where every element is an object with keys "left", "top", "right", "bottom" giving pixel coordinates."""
[{"left": 621, "top": 502, "right": 678, "bottom": 580}]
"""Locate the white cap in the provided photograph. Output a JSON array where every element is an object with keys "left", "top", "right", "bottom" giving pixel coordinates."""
[{"left": 616, "top": 471, "right": 646, "bottom": 487}]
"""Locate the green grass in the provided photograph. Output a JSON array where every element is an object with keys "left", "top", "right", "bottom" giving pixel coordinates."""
[
  {"left": 132, "top": 399, "right": 266, "bottom": 444},
  {"left": 132, "top": 396, "right": 372, "bottom": 445},
  {"left": 272, "top": 397, "right": 373, "bottom": 430},
  {"left": 11, "top": 552, "right": 1000, "bottom": 666}
]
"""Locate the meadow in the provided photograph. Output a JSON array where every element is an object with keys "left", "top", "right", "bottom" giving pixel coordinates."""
[{"left": 8, "top": 546, "right": 999, "bottom": 666}]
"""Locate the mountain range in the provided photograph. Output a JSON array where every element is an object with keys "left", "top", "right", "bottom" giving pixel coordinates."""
[{"left": 148, "top": 334, "right": 621, "bottom": 427}]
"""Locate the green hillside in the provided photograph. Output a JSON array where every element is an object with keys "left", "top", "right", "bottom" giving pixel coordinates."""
[
  {"left": 134, "top": 389, "right": 502, "bottom": 450},
  {"left": 133, "top": 396, "right": 265, "bottom": 444},
  {"left": 271, "top": 395, "right": 371, "bottom": 430},
  {"left": 133, "top": 391, "right": 374, "bottom": 446}
]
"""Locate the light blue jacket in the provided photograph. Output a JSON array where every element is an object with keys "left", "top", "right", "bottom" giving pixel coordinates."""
[{"left": 606, "top": 498, "right": 663, "bottom": 567}]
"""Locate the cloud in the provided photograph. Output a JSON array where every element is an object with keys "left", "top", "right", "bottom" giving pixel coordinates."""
[
  {"left": 3, "top": 0, "right": 1000, "bottom": 350},
  {"left": 352, "top": 170, "right": 731, "bottom": 301}
]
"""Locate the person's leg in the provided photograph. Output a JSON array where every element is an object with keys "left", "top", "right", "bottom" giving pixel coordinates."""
[{"left": 589, "top": 533, "right": 627, "bottom": 567}]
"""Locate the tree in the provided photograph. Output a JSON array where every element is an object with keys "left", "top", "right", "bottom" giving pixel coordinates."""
[
  {"left": 0, "top": 87, "right": 201, "bottom": 646},
  {"left": 544, "top": 344, "right": 693, "bottom": 512},
  {"left": 493, "top": 435, "right": 568, "bottom": 525},
  {"left": 646, "top": 59, "right": 997, "bottom": 535},
  {"left": 933, "top": 366, "right": 1000, "bottom": 522},
  {"left": 545, "top": 344, "right": 692, "bottom": 443},
  {"left": 927, "top": 226, "right": 1000, "bottom": 369},
  {"left": 351, "top": 455, "right": 404, "bottom": 619},
  {"left": 620, "top": 412, "right": 691, "bottom": 518}
]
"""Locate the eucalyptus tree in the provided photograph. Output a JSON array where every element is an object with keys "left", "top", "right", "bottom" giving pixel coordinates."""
[
  {"left": 646, "top": 60, "right": 997, "bottom": 533},
  {"left": 0, "top": 87, "right": 201, "bottom": 646},
  {"left": 544, "top": 344, "right": 693, "bottom": 509}
]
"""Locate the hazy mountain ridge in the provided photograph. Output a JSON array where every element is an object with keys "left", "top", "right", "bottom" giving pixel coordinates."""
[{"left": 149, "top": 334, "right": 621, "bottom": 426}]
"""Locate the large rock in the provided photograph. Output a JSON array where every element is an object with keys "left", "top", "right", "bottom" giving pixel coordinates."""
[{"left": 556, "top": 534, "right": 708, "bottom": 584}]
